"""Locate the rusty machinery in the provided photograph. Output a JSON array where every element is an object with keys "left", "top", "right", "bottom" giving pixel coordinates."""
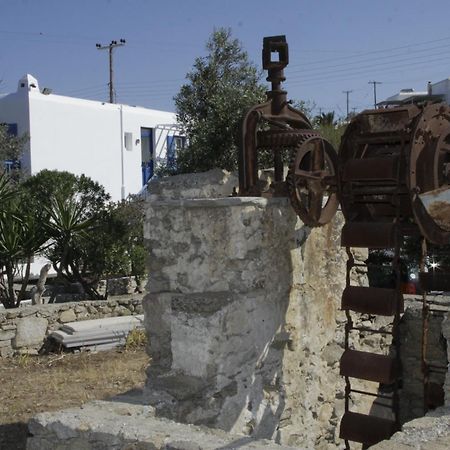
[{"left": 239, "top": 35, "right": 450, "bottom": 448}]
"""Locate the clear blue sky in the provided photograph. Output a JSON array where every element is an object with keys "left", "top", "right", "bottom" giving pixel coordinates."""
[{"left": 1, "top": 0, "right": 450, "bottom": 118}]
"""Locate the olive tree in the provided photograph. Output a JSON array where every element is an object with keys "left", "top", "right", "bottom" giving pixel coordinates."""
[{"left": 173, "top": 28, "right": 265, "bottom": 173}]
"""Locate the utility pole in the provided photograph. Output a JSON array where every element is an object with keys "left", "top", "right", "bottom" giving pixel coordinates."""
[
  {"left": 343, "top": 90, "right": 352, "bottom": 119},
  {"left": 96, "top": 39, "right": 126, "bottom": 103},
  {"left": 368, "top": 80, "right": 382, "bottom": 109}
]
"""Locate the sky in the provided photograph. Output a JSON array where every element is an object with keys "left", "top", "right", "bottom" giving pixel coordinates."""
[{"left": 1, "top": 0, "right": 450, "bottom": 118}]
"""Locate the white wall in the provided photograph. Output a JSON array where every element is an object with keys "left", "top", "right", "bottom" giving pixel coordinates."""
[
  {"left": 28, "top": 91, "right": 176, "bottom": 201},
  {"left": 432, "top": 79, "right": 450, "bottom": 104}
]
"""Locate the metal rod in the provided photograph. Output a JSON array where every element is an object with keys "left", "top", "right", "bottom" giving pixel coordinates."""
[{"left": 350, "top": 388, "right": 394, "bottom": 400}]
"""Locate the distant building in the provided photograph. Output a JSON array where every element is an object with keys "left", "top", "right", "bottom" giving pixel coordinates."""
[
  {"left": 0, "top": 74, "right": 184, "bottom": 201},
  {"left": 429, "top": 78, "right": 450, "bottom": 103},
  {"left": 378, "top": 79, "right": 447, "bottom": 107}
]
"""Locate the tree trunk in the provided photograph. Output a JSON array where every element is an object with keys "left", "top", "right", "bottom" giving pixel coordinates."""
[
  {"left": 31, "top": 263, "right": 51, "bottom": 305},
  {"left": 6, "top": 264, "right": 17, "bottom": 308},
  {"left": 16, "top": 256, "right": 32, "bottom": 307}
]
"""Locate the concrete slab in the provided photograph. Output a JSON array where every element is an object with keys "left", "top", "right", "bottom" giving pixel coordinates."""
[{"left": 60, "top": 315, "right": 144, "bottom": 333}]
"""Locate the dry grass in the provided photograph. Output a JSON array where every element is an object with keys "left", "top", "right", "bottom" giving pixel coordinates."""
[
  {"left": 0, "top": 346, "right": 149, "bottom": 450},
  {"left": 125, "top": 328, "right": 148, "bottom": 350}
]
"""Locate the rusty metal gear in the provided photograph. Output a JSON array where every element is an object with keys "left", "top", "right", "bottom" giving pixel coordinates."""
[
  {"left": 257, "top": 129, "right": 319, "bottom": 149},
  {"left": 286, "top": 134, "right": 338, "bottom": 226}
]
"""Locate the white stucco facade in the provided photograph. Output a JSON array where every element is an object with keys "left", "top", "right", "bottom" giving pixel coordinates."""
[
  {"left": 0, "top": 74, "right": 181, "bottom": 201},
  {"left": 430, "top": 78, "right": 450, "bottom": 103}
]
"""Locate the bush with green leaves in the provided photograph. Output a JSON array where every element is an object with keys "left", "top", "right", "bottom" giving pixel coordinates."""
[{"left": 0, "top": 170, "right": 146, "bottom": 307}]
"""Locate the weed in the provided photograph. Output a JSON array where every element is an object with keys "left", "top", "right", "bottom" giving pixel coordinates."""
[
  {"left": 16, "top": 353, "right": 30, "bottom": 368},
  {"left": 125, "top": 328, "right": 147, "bottom": 350}
]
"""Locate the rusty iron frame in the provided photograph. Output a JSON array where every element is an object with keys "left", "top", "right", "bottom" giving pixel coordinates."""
[
  {"left": 238, "top": 35, "right": 339, "bottom": 226},
  {"left": 238, "top": 35, "right": 312, "bottom": 196}
]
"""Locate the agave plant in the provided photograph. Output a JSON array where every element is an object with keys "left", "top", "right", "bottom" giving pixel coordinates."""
[
  {"left": 45, "top": 195, "right": 104, "bottom": 299},
  {"left": 0, "top": 176, "right": 50, "bottom": 308}
]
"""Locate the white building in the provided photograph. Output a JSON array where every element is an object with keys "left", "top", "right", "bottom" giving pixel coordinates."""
[
  {"left": 379, "top": 79, "right": 449, "bottom": 107},
  {"left": 0, "top": 74, "right": 183, "bottom": 201}
]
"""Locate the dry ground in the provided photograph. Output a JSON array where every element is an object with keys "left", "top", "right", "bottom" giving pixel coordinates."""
[{"left": 0, "top": 345, "right": 149, "bottom": 450}]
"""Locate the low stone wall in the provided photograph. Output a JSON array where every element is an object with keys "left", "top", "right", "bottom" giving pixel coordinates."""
[
  {"left": 27, "top": 399, "right": 297, "bottom": 450},
  {"left": 0, "top": 295, "right": 143, "bottom": 357}
]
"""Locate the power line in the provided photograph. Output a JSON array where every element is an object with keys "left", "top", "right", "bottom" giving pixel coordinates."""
[
  {"left": 286, "top": 55, "right": 450, "bottom": 87},
  {"left": 368, "top": 81, "right": 382, "bottom": 108},
  {"left": 289, "top": 43, "right": 450, "bottom": 76},
  {"left": 96, "top": 39, "right": 126, "bottom": 103},
  {"left": 288, "top": 48, "right": 450, "bottom": 82},
  {"left": 288, "top": 35, "right": 450, "bottom": 69}
]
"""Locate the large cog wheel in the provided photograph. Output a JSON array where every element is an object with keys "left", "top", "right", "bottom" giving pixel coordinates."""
[{"left": 286, "top": 135, "right": 338, "bottom": 226}]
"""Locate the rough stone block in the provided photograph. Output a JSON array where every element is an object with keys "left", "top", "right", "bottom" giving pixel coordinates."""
[
  {"left": 143, "top": 191, "right": 350, "bottom": 446},
  {"left": 0, "top": 346, "right": 14, "bottom": 357},
  {"left": 147, "top": 168, "right": 238, "bottom": 201},
  {"left": 13, "top": 317, "right": 48, "bottom": 348},
  {"left": 59, "top": 309, "right": 77, "bottom": 323}
]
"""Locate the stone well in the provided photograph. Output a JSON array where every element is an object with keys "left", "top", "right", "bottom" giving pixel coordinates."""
[{"left": 142, "top": 171, "right": 355, "bottom": 448}]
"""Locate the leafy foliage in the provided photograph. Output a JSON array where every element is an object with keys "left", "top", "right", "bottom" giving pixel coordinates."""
[
  {"left": 316, "top": 123, "right": 347, "bottom": 150},
  {"left": 173, "top": 28, "right": 265, "bottom": 173},
  {"left": 0, "top": 123, "right": 27, "bottom": 181},
  {"left": 106, "top": 196, "right": 146, "bottom": 282},
  {"left": 0, "top": 170, "right": 146, "bottom": 307}
]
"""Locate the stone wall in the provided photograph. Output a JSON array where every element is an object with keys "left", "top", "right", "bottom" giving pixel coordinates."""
[
  {"left": 399, "top": 300, "right": 449, "bottom": 423},
  {"left": 142, "top": 169, "right": 390, "bottom": 449},
  {"left": 0, "top": 295, "right": 143, "bottom": 357}
]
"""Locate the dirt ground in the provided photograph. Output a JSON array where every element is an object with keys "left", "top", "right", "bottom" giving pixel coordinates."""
[{"left": 0, "top": 346, "right": 149, "bottom": 450}]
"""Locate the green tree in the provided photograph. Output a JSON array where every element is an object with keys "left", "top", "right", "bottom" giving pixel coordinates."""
[
  {"left": 314, "top": 111, "right": 336, "bottom": 127},
  {"left": 103, "top": 196, "right": 146, "bottom": 288},
  {"left": 0, "top": 123, "right": 27, "bottom": 181},
  {"left": 173, "top": 27, "right": 265, "bottom": 173}
]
